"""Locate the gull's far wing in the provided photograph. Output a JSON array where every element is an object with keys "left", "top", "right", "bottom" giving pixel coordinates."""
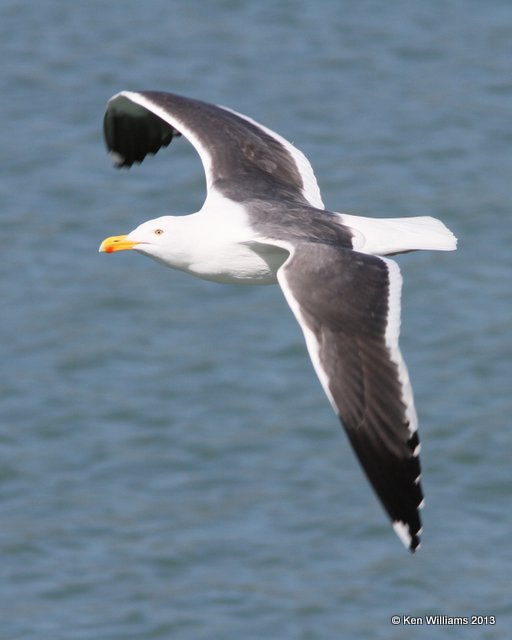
[{"left": 103, "top": 90, "right": 324, "bottom": 208}]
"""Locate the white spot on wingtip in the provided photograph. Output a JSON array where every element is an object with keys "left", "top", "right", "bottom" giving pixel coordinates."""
[
  {"left": 393, "top": 520, "right": 412, "bottom": 549},
  {"left": 413, "top": 443, "right": 421, "bottom": 457},
  {"left": 109, "top": 150, "right": 125, "bottom": 166}
]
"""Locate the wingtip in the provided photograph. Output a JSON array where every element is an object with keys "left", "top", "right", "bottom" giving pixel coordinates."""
[
  {"left": 107, "top": 150, "right": 126, "bottom": 167},
  {"left": 393, "top": 520, "right": 422, "bottom": 553}
]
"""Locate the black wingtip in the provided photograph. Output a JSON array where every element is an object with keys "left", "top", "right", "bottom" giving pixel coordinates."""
[
  {"left": 103, "top": 94, "right": 179, "bottom": 169},
  {"left": 393, "top": 519, "right": 422, "bottom": 553}
]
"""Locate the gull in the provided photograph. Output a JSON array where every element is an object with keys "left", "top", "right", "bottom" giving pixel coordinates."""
[{"left": 99, "top": 91, "right": 457, "bottom": 551}]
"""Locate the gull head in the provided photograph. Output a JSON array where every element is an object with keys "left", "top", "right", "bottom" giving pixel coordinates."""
[{"left": 99, "top": 216, "right": 178, "bottom": 264}]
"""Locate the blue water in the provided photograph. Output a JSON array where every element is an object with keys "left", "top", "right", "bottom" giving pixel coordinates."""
[{"left": 1, "top": 1, "right": 511, "bottom": 638}]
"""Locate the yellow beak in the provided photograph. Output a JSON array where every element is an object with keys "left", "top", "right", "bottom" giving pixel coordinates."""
[{"left": 98, "top": 234, "right": 138, "bottom": 253}]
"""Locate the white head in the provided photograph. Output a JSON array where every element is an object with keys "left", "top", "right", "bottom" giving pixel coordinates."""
[{"left": 99, "top": 216, "right": 192, "bottom": 268}]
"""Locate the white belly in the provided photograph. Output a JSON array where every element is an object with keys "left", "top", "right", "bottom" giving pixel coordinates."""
[{"left": 187, "top": 242, "right": 289, "bottom": 284}]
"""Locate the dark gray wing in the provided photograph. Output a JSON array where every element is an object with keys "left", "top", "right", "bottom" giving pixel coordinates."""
[
  {"left": 103, "top": 90, "right": 324, "bottom": 208},
  {"left": 277, "top": 243, "right": 423, "bottom": 551}
]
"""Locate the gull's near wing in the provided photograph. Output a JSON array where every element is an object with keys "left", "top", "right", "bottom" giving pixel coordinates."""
[{"left": 277, "top": 243, "right": 423, "bottom": 551}]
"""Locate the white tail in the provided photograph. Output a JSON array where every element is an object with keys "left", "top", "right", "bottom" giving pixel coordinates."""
[{"left": 338, "top": 213, "right": 458, "bottom": 256}]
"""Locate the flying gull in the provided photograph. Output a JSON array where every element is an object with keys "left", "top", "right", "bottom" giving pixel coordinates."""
[{"left": 99, "top": 90, "right": 457, "bottom": 552}]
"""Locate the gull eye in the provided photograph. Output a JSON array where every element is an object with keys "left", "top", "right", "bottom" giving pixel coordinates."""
[{"left": 154, "top": 228, "right": 164, "bottom": 236}]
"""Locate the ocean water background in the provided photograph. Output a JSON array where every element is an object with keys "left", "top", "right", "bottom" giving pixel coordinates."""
[{"left": 1, "top": 1, "right": 511, "bottom": 638}]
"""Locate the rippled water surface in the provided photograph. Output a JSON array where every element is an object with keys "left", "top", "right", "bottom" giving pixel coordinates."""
[{"left": 1, "top": 1, "right": 511, "bottom": 638}]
